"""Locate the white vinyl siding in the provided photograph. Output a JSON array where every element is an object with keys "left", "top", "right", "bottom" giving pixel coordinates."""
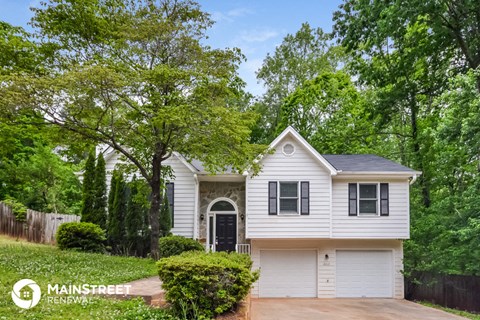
[
  {"left": 332, "top": 178, "right": 410, "bottom": 239},
  {"left": 246, "top": 137, "right": 331, "bottom": 238},
  {"left": 103, "top": 152, "right": 196, "bottom": 238},
  {"left": 259, "top": 250, "right": 317, "bottom": 297}
]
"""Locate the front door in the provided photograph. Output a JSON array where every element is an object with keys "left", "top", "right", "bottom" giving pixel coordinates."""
[{"left": 215, "top": 214, "right": 237, "bottom": 252}]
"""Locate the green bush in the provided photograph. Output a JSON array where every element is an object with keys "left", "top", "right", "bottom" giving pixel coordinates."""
[
  {"left": 157, "top": 251, "right": 259, "bottom": 318},
  {"left": 2, "top": 198, "right": 28, "bottom": 221},
  {"left": 159, "top": 235, "right": 203, "bottom": 258},
  {"left": 56, "top": 222, "right": 106, "bottom": 253}
]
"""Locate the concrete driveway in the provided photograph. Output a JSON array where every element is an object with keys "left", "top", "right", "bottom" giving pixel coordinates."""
[{"left": 251, "top": 298, "right": 468, "bottom": 320}]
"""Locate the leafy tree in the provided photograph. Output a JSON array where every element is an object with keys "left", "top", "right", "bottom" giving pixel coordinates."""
[
  {"left": 91, "top": 153, "right": 107, "bottom": 229},
  {"left": 0, "top": 139, "right": 81, "bottom": 214},
  {"left": 253, "top": 22, "right": 346, "bottom": 143},
  {"left": 159, "top": 193, "right": 172, "bottom": 237},
  {"left": 277, "top": 71, "right": 376, "bottom": 154},
  {"left": 80, "top": 149, "right": 96, "bottom": 222},
  {"left": 0, "top": 0, "right": 264, "bottom": 258}
]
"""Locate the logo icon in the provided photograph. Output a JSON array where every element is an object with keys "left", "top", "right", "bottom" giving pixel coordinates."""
[{"left": 11, "top": 279, "right": 41, "bottom": 309}]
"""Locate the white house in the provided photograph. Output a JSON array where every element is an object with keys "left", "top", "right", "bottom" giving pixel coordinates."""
[{"left": 103, "top": 126, "right": 420, "bottom": 299}]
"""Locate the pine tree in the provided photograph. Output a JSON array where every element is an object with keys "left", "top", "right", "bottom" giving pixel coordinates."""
[
  {"left": 91, "top": 153, "right": 107, "bottom": 229},
  {"left": 107, "top": 170, "right": 118, "bottom": 221},
  {"left": 80, "top": 149, "right": 96, "bottom": 222},
  {"left": 125, "top": 177, "right": 144, "bottom": 256},
  {"left": 107, "top": 170, "right": 128, "bottom": 254},
  {"left": 159, "top": 194, "right": 172, "bottom": 237}
]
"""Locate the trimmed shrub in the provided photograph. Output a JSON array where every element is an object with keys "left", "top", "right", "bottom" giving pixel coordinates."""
[
  {"left": 57, "top": 222, "right": 106, "bottom": 253},
  {"left": 157, "top": 251, "right": 259, "bottom": 318},
  {"left": 159, "top": 235, "right": 203, "bottom": 258}
]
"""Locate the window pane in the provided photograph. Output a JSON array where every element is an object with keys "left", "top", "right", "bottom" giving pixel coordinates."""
[
  {"left": 359, "top": 184, "right": 377, "bottom": 199},
  {"left": 211, "top": 201, "right": 235, "bottom": 211},
  {"left": 280, "top": 199, "right": 298, "bottom": 213},
  {"left": 280, "top": 182, "right": 298, "bottom": 197},
  {"left": 359, "top": 200, "right": 377, "bottom": 214}
]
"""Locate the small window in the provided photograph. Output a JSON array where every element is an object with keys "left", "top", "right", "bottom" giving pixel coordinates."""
[
  {"left": 358, "top": 184, "right": 378, "bottom": 215},
  {"left": 282, "top": 143, "right": 295, "bottom": 156},
  {"left": 279, "top": 182, "right": 298, "bottom": 214},
  {"left": 211, "top": 200, "right": 235, "bottom": 211}
]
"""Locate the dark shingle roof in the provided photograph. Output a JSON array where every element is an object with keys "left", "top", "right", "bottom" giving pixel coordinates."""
[{"left": 322, "top": 154, "right": 417, "bottom": 173}]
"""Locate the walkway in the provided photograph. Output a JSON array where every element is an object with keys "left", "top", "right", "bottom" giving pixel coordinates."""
[{"left": 114, "top": 276, "right": 165, "bottom": 306}]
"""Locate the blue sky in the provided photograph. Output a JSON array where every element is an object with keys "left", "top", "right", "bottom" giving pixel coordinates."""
[{"left": 0, "top": 0, "right": 342, "bottom": 96}]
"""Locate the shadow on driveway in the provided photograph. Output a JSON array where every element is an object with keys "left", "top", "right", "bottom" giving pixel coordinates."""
[{"left": 251, "top": 298, "right": 468, "bottom": 320}]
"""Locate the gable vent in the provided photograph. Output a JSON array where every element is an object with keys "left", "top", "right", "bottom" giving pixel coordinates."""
[{"left": 282, "top": 143, "right": 295, "bottom": 156}]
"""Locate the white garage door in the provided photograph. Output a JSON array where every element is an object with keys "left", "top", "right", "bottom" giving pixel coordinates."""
[
  {"left": 259, "top": 250, "right": 317, "bottom": 298},
  {"left": 336, "top": 250, "right": 393, "bottom": 298}
]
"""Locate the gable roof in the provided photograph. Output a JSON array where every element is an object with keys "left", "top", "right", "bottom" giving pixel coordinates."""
[
  {"left": 267, "top": 126, "right": 338, "bottom": 175},
  {"left": 323, "top": 154, "right": 421, "bottom": 174}
]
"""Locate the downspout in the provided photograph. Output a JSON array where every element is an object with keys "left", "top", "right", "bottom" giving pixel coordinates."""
[
  {"left": 193, "top": 174, "right": 199, "bottom": 240},
  {"left": 410, "top": 174, "right": 418, "bottom": 185}
]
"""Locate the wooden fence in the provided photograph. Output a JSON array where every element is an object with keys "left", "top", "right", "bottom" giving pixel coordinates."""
[
  {"left": 406, "top": 272, "right": 480, "bottom": 313},
  {"left": 0, "top": 202, "right": 80, "bottom": 244}
]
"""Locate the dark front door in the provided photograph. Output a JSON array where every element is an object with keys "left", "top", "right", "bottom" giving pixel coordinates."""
[{"left": 215, "top": 214, "right": 237, "bottom": 252}]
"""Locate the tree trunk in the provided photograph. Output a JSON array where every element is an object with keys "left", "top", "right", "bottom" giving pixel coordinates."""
[
  {"left": 410, "top": 101, "right": 431, "bottom": 208},
  {"left": 149, "top": 150, "right": 162, "bottom": 259}
]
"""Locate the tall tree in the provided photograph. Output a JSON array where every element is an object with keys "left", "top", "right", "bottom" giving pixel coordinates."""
[
  {"left": 253, "top": 22, "right": 346, "bottom": 143},
  {"left": 0, "top": 0, "right": 264, "bottom": 258},
  {"left": 80, "top": 149, "right": 96, "bottom": 222},
  {"left": 333, "top": 2, "right": 454, "bottom": 207},
  {"left": 108, "top": 171, "right": 128, "bottom": 255},
  {"left": 92, "top": 152, "right": 107, "bottom": 229},
  {"left": 277, "top": 71, "right": 376, "bottom": 154},
  {"left": 125, "top": 176, "right": 150, "bottom": 256}
]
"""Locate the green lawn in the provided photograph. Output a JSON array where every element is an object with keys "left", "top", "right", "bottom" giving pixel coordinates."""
[
  {"left": 419, "top": 302, "right": 480, "bottom": 320},
  {"left": 0, "top": 236, "right": 172, "bottom": 319}
]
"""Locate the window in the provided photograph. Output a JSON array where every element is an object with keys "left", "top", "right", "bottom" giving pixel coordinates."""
[
  {"left": 268, "top": 181, "right": 309, "bottom": 215},
  {"left": 279, "top": 182, "right": 298, "bottom": 214},
  {"left": 359, "top": 184, "right": 377, "bottom": 215},
  {"left": 348, "top": 183, "right": 389, "bottom": 216},
  {"left": 211, "top": 200, "right": 235, "bottom": 211}
]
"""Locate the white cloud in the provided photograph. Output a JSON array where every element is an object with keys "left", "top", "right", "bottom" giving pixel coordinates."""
[
  {"left": 211, "top": 11, "right": 233, "bottom": 23},
  {"left": 227, "top": 8, "right": 254, "bottom": 17},
  {"left": 239, "top": 29, "right": 279, "bottom": 43}
]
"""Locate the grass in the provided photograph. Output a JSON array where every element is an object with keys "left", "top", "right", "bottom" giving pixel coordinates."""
[
  {"left": 0, "top": 236, "right": 173, "bottom": 319},
  {"left": 419, "top": 301, "right": 480, "bottom": 320}
]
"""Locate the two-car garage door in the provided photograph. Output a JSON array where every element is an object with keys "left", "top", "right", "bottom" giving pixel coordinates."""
[{"left": 258, "top": 249, "right": 393, "bottom": 298}]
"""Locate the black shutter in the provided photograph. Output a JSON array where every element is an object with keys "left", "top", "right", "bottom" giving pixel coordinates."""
[
  {"left": 166, "top": 183, "right": 174, "bottom": 226},
  {"left": 300, "top": 181, "right": 309, "bottom": 215},
  {"left": 348, "top": 183, "right": 357, "bottom": 216},
  {"left": 380, "top": 183, "right": 389, "bottom": 216},
  {"left": 268, "top": 181, "right": 277, "bottom": 215}
]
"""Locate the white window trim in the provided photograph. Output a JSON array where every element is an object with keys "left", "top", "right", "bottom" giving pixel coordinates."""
[
  {"left": 357, "top": 183, "right": 380, "bottom": 216},
  {"left": 278, "top": 181, "right": 300, "bottom": 215}
]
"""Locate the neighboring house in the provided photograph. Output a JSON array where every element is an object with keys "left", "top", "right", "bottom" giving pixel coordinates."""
[{"left": 103, "top": 126, "right": 420, "bottom": 299}]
